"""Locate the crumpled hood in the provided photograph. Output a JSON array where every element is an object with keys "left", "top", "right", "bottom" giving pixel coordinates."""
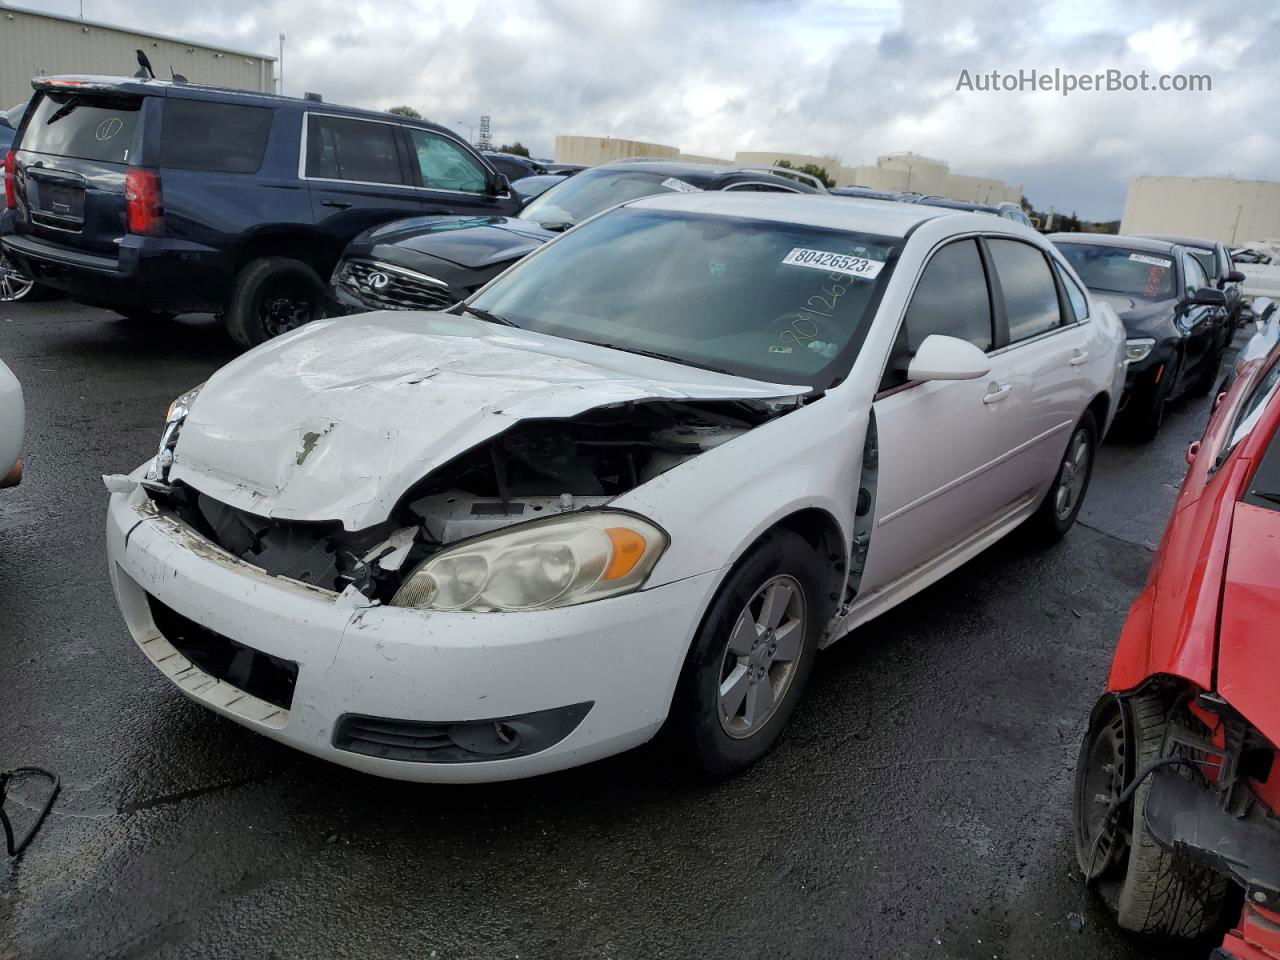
[
  {"left": 1092, "top": 292, "right": 1177, "bottom": 338},
  {"left": 168, "top": 312, "right": 807, "bottom": 530},
  {"left": 359, "top": 215, "right": 554, "bottom": 270}
]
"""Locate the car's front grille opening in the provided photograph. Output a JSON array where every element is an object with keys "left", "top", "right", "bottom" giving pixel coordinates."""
[
  {"left": 146, "top": 595, "right": 299, "bottom": 710},
  {"left": 332, "top": 702, "right": 593, "bottom": 764},
  {"left": 340, "top": 260, "right": 458, "bottom": 311}
]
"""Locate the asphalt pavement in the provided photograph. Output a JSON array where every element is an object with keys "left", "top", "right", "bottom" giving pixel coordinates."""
[{"left": 0, "top": 301, "right": 1239, "bottom": 960}]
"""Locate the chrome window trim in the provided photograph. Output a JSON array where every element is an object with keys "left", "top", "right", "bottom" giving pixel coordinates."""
[{"left": 298, "top": 112, "right": 511, "bottom": 199}]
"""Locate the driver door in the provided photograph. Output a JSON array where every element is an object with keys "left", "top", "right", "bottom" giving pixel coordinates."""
[{"left": 859, "top": 238, "right": 1017, "bottom": 594}]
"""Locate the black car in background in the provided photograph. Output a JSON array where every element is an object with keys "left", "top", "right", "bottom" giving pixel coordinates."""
[
  {"left": 481, "top": 151, "right": 548, "bottom": 181},
  {"left": 1051, "top": 233, "right": 1232, "bottom": 440},
  {"left": 1, "top": 76, "right": 520, "bottom": 346},
  {"left": 331, "top": 160, "right": 822, "bottom": 313},
  {"left": 509, "top": 173, "right": 572, "bottom": 201},
  {"left": 1138, "top": 233, "right": 1247, "bottom": 327}
]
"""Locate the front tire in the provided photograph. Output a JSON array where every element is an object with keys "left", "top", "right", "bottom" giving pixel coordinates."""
[
  {"left": 670, "top": 529, "right": 829, "bottom": 777},
  {"left": 1029, "top": 411, "right": 1096, "bottom": 542},
  {"left": 224, "top": 257, "right": 328, "bottom": 348},
  {"left": 1073, "top": 694, "right": 1229, "bottom": 938}
]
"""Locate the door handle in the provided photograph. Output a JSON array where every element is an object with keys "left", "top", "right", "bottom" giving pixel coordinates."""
[
  {"left": 983, "top": 383, "right": 1011, "bottom": 404},
  {"left": 320, "top": 199, "right": 352, "bottom": 209},
  {"left": 1070, "top": 350, "right": 1089, "bottom": 366}
]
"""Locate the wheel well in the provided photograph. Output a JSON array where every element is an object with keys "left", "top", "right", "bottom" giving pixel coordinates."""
[
  {"left": 765, "top": 508, "right": 847, "bottom": 622},
  {"left": 234, "top": 230, "right": 340, "bottom": 286}
]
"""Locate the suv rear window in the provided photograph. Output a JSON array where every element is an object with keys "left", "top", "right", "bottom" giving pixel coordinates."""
[
  {"left": 161, "top": 100, "right": 272, "bottom": 174},
  {"left": 305, "top": 115, "right": 404, "bottom": 185},
  {"left": 21, "top": 93, "right": 142, "bottom": 164}
]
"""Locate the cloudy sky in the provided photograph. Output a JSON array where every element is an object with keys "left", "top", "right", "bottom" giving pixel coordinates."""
[{"left": 18, "top": 0, "right": 1280, "bottom": 219}]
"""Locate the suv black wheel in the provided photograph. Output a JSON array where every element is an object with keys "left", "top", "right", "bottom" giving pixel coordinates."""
[
  {"left": 669, "top": 528, "right": 828, "bottom": 777},
  {"left": 1029, "top": 411, "right": 1096, "bottom": 542},
  {"left": 1073, "top": 694, "right": 1229, "bottom": 938},
  {"left": 225, "top": 257, "right": 327, "bottom": 348}
]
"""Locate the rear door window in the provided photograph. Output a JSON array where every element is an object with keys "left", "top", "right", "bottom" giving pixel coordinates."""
[
  {"left": 160, "top": 100, "right": 272, "bottom": 174},
  {"left": 1056, "top": 263, "right": 1090, "bottom": 321},
  {"left": 305, "top": 115, "right": 404, "bottom": 185},
  {"left": 986, "top": 238, "right": 1062, "bottom": 342},
  {"left": 20, "top": 93, "right": 142, "bottom": 164},
  {"left": 406, "top": 129, "right": 488, "bottom": 193}
]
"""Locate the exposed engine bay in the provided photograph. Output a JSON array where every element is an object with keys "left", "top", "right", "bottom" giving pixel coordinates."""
[{"left": 147, "top": 398, "right": 795, "bottom": 601}]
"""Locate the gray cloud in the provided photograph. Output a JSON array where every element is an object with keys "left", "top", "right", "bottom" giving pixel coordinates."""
[{"left": 24, "top": 0, "right": 1280, "bottom": 218}]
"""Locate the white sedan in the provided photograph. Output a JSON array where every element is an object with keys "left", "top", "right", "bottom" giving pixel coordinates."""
[
  {"left": 0, "top": 357, "right": 22, "bottom": 490},
  {"left": 104, "top": 194, "right": 1126, "bottom": 782}
]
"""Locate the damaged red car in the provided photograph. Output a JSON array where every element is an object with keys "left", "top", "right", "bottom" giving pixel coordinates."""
[{"left": 1073, "top": 342, "right": 1280, "bottom": 959}]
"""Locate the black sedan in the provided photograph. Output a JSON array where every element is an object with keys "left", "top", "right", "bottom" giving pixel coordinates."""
[
  {"left": 1138, "top": 233, "right": 1247, "bottom": 328},
  {"left": 1051, "top": 233, "right": 1232, "bottom": 440},
  {"left": 330, "top": 160, "right": 820, "bottom": 314}
]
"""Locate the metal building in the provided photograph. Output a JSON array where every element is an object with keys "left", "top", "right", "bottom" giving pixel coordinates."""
[
  {"left": 1121, "top": 176, "right": 1280, "bottom": 246},
  {"left": 0, "top": 3, "right": 275, "bottom": 108}
]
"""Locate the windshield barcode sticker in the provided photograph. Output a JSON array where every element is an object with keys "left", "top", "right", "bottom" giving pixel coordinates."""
[
  {"left": 1129, "top": 253, "right": 1172, "bottom": 268},
  {"left": 661, "top": 177, "right": 700, "bottom": 193},
  {"left": 782, "top": 247, "right": 885, "bottom": 279}
]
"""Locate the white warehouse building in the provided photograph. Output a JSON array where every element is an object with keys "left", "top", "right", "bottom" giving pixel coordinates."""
[
  {"left": 1121, "top": 176, "right": 1280, "bottom": 246},
  {"left": 0, "top": 3, "right": 275, "bottom": 107}
]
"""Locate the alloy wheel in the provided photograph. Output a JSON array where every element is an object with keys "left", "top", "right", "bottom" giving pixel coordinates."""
[
  {"left": 0, "top": 252, "right": 35, "bottom": 302},
  {"left": 1055, "top": 427, "right": 1092, "bottom": 521},
  {"left": 259, "top": 281, "right": 318, "bottom": 338},
  {"left": 717, "top": 575, "right": 807, "bottom": 739}
]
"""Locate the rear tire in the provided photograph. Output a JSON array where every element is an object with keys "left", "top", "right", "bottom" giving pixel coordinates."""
[
  {"left": 224, "top": 257, "right": 328, "bottom": 348},
  {"left": 1029, "top": 411, "right": 1096, "bottom": 542},
  {"left": 669, "top": 529, "right": 828, "bottom": 777},
  {"left": 1073, "top": 693, "right": 1229, "bottom": 939}
]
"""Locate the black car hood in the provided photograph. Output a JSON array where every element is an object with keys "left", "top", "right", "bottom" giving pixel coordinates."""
[
  {"left": 1093, "top": 291, "right": 1178, "bottom": 338},
  {"left": 360, "top": 216, "right": 556, "bottom": 270}
]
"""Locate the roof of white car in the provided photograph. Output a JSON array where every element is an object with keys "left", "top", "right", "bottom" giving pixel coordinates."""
[{"left": 624, "top": 191, "right": 967, "bottom": 238}]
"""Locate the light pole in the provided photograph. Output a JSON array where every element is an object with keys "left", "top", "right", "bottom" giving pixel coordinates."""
[{"left": 455, "top": 121, "right": 475, "bottom": 145}]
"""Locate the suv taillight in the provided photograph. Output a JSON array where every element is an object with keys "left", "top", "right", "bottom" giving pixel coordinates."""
[
  {"left": 125, "top": 168, "right": 163, "bottom": 235},
  {"left": 3, "top": 150, "right": 15, "bottom": 210}
]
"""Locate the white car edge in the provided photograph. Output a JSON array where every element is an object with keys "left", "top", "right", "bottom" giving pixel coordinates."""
[
  {"left": 0, "top": 357, "right": 22, "bottom": 490},
  {"left": 103, "top": 193, "right": 1126, "bottom": 782}
]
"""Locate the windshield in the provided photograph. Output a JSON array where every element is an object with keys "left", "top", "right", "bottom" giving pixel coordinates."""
[
  {"left": 469, "top": 206, "right": 900, "bottom": 386},
  {"left": 1056, "top": 242, "right": 1177, "bottom": 300},
  {"left": 519, "top": 170, "right": 699, "bottom": 230},
  {"left": 21, "top": 92, "right": 142, "bottom": 164}
]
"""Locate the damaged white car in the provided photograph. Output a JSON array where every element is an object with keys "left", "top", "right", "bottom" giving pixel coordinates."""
[{"left": 105, "top": 194, "right": 1125, "bottom": 782}]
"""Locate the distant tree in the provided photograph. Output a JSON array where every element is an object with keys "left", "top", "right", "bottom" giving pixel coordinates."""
[
  {"left": 497, "top": 142, "right": 531, "bottom": 157},
  {"left": 388, "top": 105, "right": 421, "bottom": 118},
  {"left": 773, "top": 158, "right": 835, "bottom": 189}
]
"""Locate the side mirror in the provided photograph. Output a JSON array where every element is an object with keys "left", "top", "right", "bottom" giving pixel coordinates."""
[
  {"left": 490, "top": 173, "right": 512, "bottom": 196},
  {"left": 906, "top": 335, "right": 991, "bottom": 381},
  {"left": 1188, "top": 286, "right": 1227, "bottom": 307},
  {"left": 1227, "top": 270, "right": 1246, "bottom": 284},
  {"left": 1252, "top": 297, "right": 1274, "bottom": 321}
]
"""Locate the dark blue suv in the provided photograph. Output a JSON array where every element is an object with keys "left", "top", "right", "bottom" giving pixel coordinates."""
[{"left": 1, "top": 76, "right": 520, "bottom": 345}]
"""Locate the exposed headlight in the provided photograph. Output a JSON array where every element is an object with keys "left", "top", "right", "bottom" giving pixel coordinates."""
[
  {"left": 392, "top": 512, "right": 668, "bottom": 612},
  {"left": 146, "top": 384, "right": 203, "bottom": 482},
  {"left": 1124, "top": 338, "right": 1156, "bottom": 363}
]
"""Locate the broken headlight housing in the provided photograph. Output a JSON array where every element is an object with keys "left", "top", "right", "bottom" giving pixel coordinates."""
[
  {"left": 392, "top": 512, "right": 668, "bottom": 612},
  {"left": 146, "top": 384, "right": 203, "bottom": 483}
]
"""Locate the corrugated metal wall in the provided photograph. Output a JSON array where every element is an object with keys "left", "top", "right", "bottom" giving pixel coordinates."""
[{"left": 0, "top": 7, "right": 274, "bottom": 107}]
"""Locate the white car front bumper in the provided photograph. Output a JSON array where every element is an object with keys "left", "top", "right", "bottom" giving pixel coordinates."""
[{"left": 105, "top": 479, "right": 722, "bottom": 783}]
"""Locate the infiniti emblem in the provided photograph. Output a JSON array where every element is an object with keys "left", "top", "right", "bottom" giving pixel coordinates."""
[{"left": 364, "top": 272, "right": 390, "bottom": 291}]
